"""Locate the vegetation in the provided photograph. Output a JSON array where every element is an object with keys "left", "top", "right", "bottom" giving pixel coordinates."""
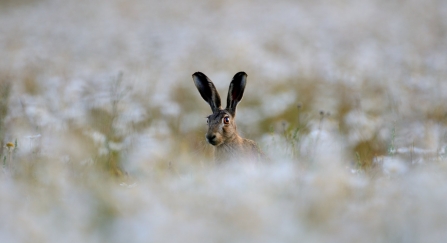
[{"left": 1, "top": 0, "right": 447, "bottom": 242}]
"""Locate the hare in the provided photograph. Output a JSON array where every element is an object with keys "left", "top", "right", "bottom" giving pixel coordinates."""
[{"left": 192, "top": 71, "right": 264, "bottom": 163}]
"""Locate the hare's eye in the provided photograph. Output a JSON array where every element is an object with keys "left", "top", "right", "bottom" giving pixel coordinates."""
[
  {"left": 206, "top": 118, "right": 209, "bottom": 124},
  {"left": 223, "top": 116, "right": 230, "bottom": 124}
]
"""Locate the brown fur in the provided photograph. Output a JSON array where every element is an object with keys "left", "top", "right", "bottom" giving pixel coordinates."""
[
  {"left": 208, "top": 110, "right": 264, "bottom": 163},
  {"left": 214, "top": 137, "right": 264, "bottom": 163}
]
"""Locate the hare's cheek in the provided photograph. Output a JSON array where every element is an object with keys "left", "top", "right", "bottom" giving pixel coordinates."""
[{"left": 222, "top": 125, "right": 232, "bottom": 134}]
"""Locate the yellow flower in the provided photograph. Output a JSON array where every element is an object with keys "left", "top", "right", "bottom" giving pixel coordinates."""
[{"left": 6, "top": 142, "right": 15, "bottom": 152}]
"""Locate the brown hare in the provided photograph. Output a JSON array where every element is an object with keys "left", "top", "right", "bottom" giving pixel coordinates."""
[{"left": 192, "top": 71, "right": 264, "bottom": 163}]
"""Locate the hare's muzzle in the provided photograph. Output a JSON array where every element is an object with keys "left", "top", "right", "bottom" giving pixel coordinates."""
[{"left": 206, "top": 133, "right": 220, "bottom": 146}]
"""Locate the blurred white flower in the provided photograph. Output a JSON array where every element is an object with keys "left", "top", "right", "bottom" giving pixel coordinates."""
[{"left": 382, "top": 157, "right": 408, "bottom": 175}]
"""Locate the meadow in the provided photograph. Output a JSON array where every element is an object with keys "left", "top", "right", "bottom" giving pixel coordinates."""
[{"left": 1, "top": 0, "right": 447, "bottom": 242}]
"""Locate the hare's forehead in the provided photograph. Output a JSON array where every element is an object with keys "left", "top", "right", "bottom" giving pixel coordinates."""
[{"left": 208, "top": 110, "right": 230, "bottom": 120}]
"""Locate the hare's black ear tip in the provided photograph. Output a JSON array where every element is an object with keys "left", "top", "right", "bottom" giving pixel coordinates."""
[
  {"left": 235, "top": 71, "right": 247, "bottom": 78},
  {"left": 192, "top": 71, "right": 203, "bottom": 77},
  {"left": 193, "top": 72, "right": 209, "bottom": 81}
]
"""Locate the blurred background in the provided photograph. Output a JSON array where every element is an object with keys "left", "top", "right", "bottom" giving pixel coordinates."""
[{"left": 1, "top": 0, "right": 447, "bottom": 242}]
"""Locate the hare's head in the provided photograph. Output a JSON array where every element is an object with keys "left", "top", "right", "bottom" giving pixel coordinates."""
[{"left": 192, "top": 72, "right": 247, "bottom": 146}]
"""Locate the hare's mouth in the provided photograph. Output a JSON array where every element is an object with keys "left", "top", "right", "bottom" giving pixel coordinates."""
[
  {"left": 209, "top": 141, "right": 218, "bottom": 146},
  {"left": 207, "top": 138, "right": 221, "bottom": 146}
]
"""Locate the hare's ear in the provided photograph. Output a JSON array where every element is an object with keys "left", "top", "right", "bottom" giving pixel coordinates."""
[
  {"left": 226, "top": 72, "right": 247, "bottom": 117},
  {"left": 192, "top": 72, "right": 222, "bottom": 113}
]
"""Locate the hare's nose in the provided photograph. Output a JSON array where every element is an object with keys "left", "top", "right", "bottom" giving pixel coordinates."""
[{"left": 206, "top": 134, "right": 216, "bottom": 141}]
